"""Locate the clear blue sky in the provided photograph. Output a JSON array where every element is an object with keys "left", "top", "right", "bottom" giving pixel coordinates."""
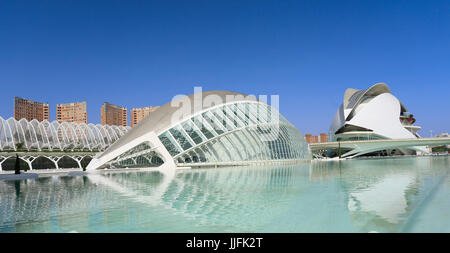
[{"left": 1, "top": 0, "right": 449, "bottom": 136}]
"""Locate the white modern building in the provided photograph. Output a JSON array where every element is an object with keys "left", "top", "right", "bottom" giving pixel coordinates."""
[
  {"left": 0, "top": 117, "right": 130, "bottom": 171},
  {"left": 329, "top": 83, "right": 426, "bottom": 156},
  {"left": 87, "top": 90, "right": 310, "bottom": 172},
  {"left": 0, "top": 117, "right": 129, "bottom": 152}
]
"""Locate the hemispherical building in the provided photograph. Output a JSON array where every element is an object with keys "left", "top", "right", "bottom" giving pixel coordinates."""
[{"left": 87, "top": 91, "right": 310, "bottom": 171}]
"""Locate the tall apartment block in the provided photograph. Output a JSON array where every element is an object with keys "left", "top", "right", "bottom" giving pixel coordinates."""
[
  {"left": 56, "top": 101, "right": 87, "bottom": 124},
  {"left": 14, "top": 97, "right": 49, "bottom": 121},
  {"left": 305, "top": 133, "right": 328, "bottom": 144},
  {"left": 101, "top": 102, "right": 128, "bottom": 127},
  {"left": 130, "top": 106, "right": 160, "bottom": 127},
  {"left": 319, "top": 133, "right": 328, "bottom": 143}
]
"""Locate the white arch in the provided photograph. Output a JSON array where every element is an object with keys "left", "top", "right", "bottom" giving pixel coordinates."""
[
  {"left": 66, "top": 123, "right": 79, "bottom": 148},
  {"left": 49, "top": 121, "right": 63, "bottom": 151},
  {"left": 0, "top": 117, "right": 129, "bottom": 153},
  {"left": 98, "top": 124, "right": 112, "bottom": 146},
  {"left": 29, "top": 119, "right": 41, "bottom": 151},
  {"left": 6, "top": 118, "right": 16, "bottom": 150},
  {"left": 39, "top": 120, "right": 52, "bottom": 151},
  {"left": 58, "top": 122, "right": 72, "bottom": 149},
  {"left": 107, "top": 125, "right": 119, "bottom": 142},
  {"left": 87, "top": 123, "right": 100, "bottom": 149},
  {"left": 75, "top": 123, "right": 90, "bottom": 150},
  {"left": 90, "top": 124, "right": 106, "bottom": 149},
  {"left": 0, "top": 117, "right": 6, "bottom": 151},
  {"left": 16, "top": 119, "right": 28, "bottom": 149},
  {"left": 111, "top": 126, "right": 122, "bottom": 141}
]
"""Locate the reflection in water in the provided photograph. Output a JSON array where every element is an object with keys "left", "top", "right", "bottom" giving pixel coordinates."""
[
  {"left": 310, "top": 156, "right": 449, "bottom": 232},
  {"left": 0, "top": 156, "right": 449, "bottom": 232},
  {"left": 163, "top": 165, "right": 304, "bottom": 226},
  {"left": 347, "top": 173, "right": 415, "bottom": 224},
  {"left": 14, "top": 181, "right": 20, "bottom": 198},
  {"left": 88, "top": 165, "right": 308, "bottom": 230}
]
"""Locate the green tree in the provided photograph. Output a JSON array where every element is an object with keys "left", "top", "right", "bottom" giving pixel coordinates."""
[{"left": 16, "top": 142, "right": 24, "bottom": 150}]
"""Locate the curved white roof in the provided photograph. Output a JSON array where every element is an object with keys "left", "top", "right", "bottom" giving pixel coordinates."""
[
  {"left": 344, "top": 83, "right": 408, "bottom": 117},
  {"left": 329, "top": 82, "right": 426, "bottom": 157},
  {"left": 98, "top": 90, "right": 257, "bottom": 160},
  {"left": 345, "top": 83, "right": 391, "bottom": 109},
  {"left": 88, "top": 90, "right": 310, "bottom": 171}
]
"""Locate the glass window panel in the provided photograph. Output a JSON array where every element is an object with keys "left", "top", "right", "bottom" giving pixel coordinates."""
[
  {"left": 248, "top": 103, "right": 263, "bottom": 123},
  {"left": 206, "top": 141, "right": 223, "bottom": 161},
  {"left": 213, "top": 137, "right": 234, "bottom": 161},
  {"left": 194, "top": 148, "right": 207, "bottom": 162},
  {"left": 229, "top": 104, "right": 250, "bottom": 126},
  {"left": 242, "top": 103, "right": 259, "bottom": 124},
  {"left": 227, "top": 132, "right": 248, "bottom": 160},
  {"left": 202, "top": 112, "right": 224, "bottom": 135},
  {"left": 188, "top": 151, "right": 200, "bottom": 163},
  {"left": 224, "top": 105, "right": 244, "bottom": 128},
  {"left": 169, "top": 126, "right": 193, "bottom": 150},
  {"left": 257, "top": 103, "right": 269, "bottom": 123},
  {"left": 182, "top": 154, "right": 192, "bottom": 163},
  {"left": 212, "top": 108, "right": 234, "bottom": 131},
  {"left": 210, "top": 109, "right": 227, "bottom": 130},
  {"left": 200, "top": 145, "right": 216, "bottom": 163},
  {"left": 239, "top": 128, "right": 260, "bottom": 159},
  {"left": 220, "top": 135, "right": 239, "bottom": 161},
  {"left": 158, "top": 131, "right": 182, "bottom": 156},
  {"left": 264, "top": 104, "right": 280, "bottom": 124},
  {"left": 192, "top": 115, "right": 216, "bottom": 139},
  {"left": 181, "top": 121, "right": 205, "bottom": 144}
]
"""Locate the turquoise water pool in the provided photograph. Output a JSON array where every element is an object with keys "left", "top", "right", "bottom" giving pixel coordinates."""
[{"left": 0, "top": 156, "right": 449, "bottom": 232}]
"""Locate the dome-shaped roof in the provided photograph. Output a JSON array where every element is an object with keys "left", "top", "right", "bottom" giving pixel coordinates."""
[{"left": 98, "top": 90, "right": 257, "bottom": 159}]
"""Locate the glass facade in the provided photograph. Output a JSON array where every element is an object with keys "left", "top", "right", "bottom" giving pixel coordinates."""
[
  {"left": 0, "top": 117, "right": 130, "bottom": 152},
  {"left": 110, "top": 142, "right": 164, "bottom": 168},
  {"left": 87, "top": 98, "right": 311, "bottom": 170},
  {"left": 157, "top": 101, "right": 310, "bottom": 165}
]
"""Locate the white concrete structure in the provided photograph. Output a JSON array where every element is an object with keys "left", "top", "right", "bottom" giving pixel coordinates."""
[
  {"left": 329, "top": 83, "right": 427, "bottom": 157},
  {"left": 0, "top": 117, "right": 130, "bottom": 152},
  {"left": 87, "top": 90, "right": 310, "bottom": 172},
  {"left": 310, "top": 137, "right": 450, "bottom": 158},
  {"left": 0, "top": 151, "right": 96, "bottom": 171},
  {"left": 0, "top": 118, "right": 130, "bottom": 171}
]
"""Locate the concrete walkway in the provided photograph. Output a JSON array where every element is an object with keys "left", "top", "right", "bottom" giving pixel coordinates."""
[
  {"left": 0, "top": 167, "right": 164, "bottom": 181},
  {"left": 0, "top": 168, "right": 87, "bottom": 181},
  {"left": 0, "top": 173, "right": 39, "bottom": 181}
]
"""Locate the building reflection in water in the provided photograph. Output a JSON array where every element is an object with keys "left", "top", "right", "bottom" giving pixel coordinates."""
[
  {"left": 0, "top": 156, "right": 448, "bottom": 232},
  {"left": 0, "top": 164, "right": 310, "bottom": 232},
  {"left": 14, "top": 181, "right": 20, "bottom": 198},
  {"left": 309, "top": 157, "right": 448, "bottom": 232},
  {"left": 89, "top": 164, "right": 311, "bottom": 230}
]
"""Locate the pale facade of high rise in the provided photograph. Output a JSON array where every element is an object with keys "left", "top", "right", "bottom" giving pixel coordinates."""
[
  {"left": 56, "top": 101, "right": 87, "bottom": 123},
  {"left": 130, "top": 106, "right": 160, "bottom": 127},
  {"left": 101, "top": 102, "right": 128, "bottom": 127},
  {"left": 14, "top": 97, "right": 49, "bottom": 121}
]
